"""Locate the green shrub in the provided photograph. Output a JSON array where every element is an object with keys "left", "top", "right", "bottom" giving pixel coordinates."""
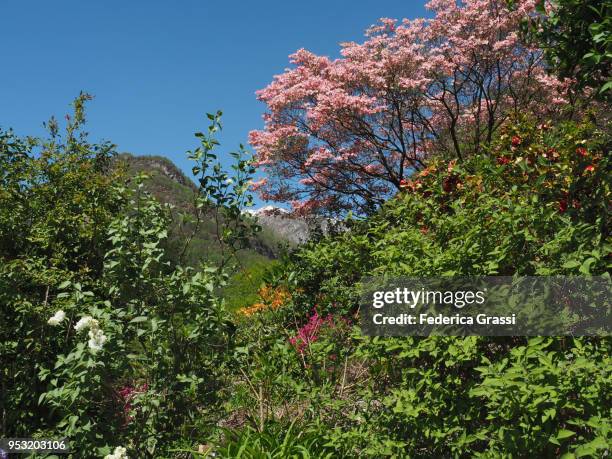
[
  {"left": 214, "top": 421, "right": 335, "bottom": 459},
  {"left": 0, "top": 102, "right": 259, "bottom": 458},
  {"left": 226, "top": 116, "right": 611, "bottom": 457}
]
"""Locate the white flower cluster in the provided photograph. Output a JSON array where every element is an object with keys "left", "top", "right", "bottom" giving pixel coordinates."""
[
  {"left": 47, "top": 310, "right": 66, "bottom": 326},
  {"left": 74, "top": 315, "right": 107, "bottom": 352},
  {"left": 74, "top": 315, "right": 98, "bottom": 332},
  {"left": 104, "top": 446, "right": 128, "bottom": 459}
]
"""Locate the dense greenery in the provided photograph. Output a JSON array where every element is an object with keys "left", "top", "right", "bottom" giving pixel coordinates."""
[
  {"left": 1, "top": 3, "right": 611, "bottom": 457},
  {"left": 222, "top": 116, "right": 611, "bottom": 457},
  {"left": 1, "top": 97, "right": 610, "bottom": 459},
  {"left": 0, "top": 99, "right": 262, "bottom": 457},
  {"left": 532, "top": 0, "right": 611, "bottom": 98}
]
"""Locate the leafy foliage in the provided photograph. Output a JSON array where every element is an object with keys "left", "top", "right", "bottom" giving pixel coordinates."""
[
  {"left": 224, "top": 116, "right": 611, "bottom": 457},
  {"left": 1, "top": 94, "right": 122, "bottom": 439},
  {"left": 0, "top": 98, "right": 260, "bottom": 458},
  {"left": 214, "top": 422, "right": 335, "bottom": 459},
  {"left": 532, "top": 0, "right": 611, "bottom": 98},
  {"left": 2, "top": 2, "right": 610, "bottom": 455}
]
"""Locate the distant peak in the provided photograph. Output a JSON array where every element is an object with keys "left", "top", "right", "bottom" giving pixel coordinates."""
[{"left": 245, "top": 205, "right": 290, "bottom": 216}]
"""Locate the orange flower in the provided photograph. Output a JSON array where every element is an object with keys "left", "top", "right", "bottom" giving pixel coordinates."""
[
  {"left": 419, "top": 166, "right": 435, "bottom": 177},
  {"left": 239, "top": 302, "right": 267, "bottom": 316},
  {"left": 239, "top": 285, "right": 292, "bottom": 316}
]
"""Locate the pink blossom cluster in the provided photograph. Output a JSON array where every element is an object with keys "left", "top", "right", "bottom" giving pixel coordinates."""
[
  {"left": 289, "top": 311, "right": 335, "bottom": 354},
  {"left": 249, "top": 0, "right": 571, "bottom": 215}
]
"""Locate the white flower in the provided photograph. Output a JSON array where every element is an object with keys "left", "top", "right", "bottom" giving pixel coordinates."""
[
  {"left": 87, "top": 328, "right": 107, "bottom": 352},
  {"left": 74, "top": 315, "right": 106, "bottom": 351},
  {"left": 74, "top": 316, "right": 98, "bottom": 332},
  {"left": 103, "top": 446, "right": 128, "bottom": 459},
  {"left": 74, "top": 316, "right": 92, "bottom": 332},
  {"left": 47, "top": 310, "right": 66, "bottom": 326}
]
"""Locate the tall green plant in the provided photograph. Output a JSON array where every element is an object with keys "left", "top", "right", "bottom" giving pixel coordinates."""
[{"left": 1, "top": 100, "right": 261, "bottom": 457}]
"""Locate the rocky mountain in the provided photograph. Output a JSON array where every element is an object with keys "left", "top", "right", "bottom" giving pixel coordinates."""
[
  {"left": 245, "top": 205, "right": 333, "bottom": 245},
  {"left": 117, "top": 153, "right": 286, "bottom": 265},
  {"left": 116, "top": 153, "right": 339, "bottom": 271},
  {"left": 245, "top": 206, "right": 307, "bottom": 244}
]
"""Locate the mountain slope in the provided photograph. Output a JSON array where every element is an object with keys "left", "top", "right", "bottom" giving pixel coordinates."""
[{"left": 117, "top": 153, "right": 284, "bottom": 267}]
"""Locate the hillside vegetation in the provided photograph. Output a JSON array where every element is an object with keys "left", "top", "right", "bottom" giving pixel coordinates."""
[
  {"left": 1, "top": 1, "right": 611, "bottom": 457},
  {"left": 118, "top": 153, "right": 283, "bottom": 264},
  {"left": 224, "top": 116, "right": 610, "bottom": 457},
  {"left": 1, "top": 96, "right": 608, "bottom": 458},
  {"left": 116, "top": 153, "right": 288, "bottom": 312}
]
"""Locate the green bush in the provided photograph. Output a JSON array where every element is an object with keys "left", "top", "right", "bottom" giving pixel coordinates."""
[
  {"left": 280, "top": 117, "right": 609, "bottom": 317},
  {"left": 530, "top": 0, "right": 611, "bottom": 98},
  {"left": 223, "top": 116, "right": 611, "bottom": 457},
  {"left": 0, "top": 101, "right": 259, "bottom": 457},
  {"left": 2, "top": 95, "right": 609, "bottom": 457},
  {"left": 214, "top": 421, "right": 335, "bottom": 459}
]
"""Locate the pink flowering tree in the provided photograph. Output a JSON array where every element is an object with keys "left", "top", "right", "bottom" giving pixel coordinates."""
[{"left": 250, "top": 0, "right": 572, "bottom": 215}]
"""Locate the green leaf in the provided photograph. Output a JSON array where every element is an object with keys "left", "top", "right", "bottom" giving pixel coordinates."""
[
  {"left": 557, "top": 429, "right": 576, "bottom": 440},
  {"left": 130, "top": 316, "right": 148, "bottom": 323},
  {"left": 58, "top": 280, "right": 71, "bottom": 289},
  {"left": 579, "top": 257, "right": 596, "bottom": 275},
  {"left": 562, "top": 260, "right": 580, "bottom": 269},
  {"left": 600, "top": 80, "right": 612, "bottom": 93}
]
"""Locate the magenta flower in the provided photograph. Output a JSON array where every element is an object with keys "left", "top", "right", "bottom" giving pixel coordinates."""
[
  {"left": 116, "top": 383, "right": 148, "bottom": 425},
  {"left": 289, "top": 311, "right": 334, "bottom": 354}
]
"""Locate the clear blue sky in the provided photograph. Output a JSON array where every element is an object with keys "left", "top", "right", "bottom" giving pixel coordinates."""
[{"left": 1, "top": 0, "right": 429, "bottom": 202}]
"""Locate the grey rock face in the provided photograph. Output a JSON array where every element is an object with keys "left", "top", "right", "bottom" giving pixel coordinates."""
[{"left": 245, "top": 206, "right": 310, "bottom": 244}]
